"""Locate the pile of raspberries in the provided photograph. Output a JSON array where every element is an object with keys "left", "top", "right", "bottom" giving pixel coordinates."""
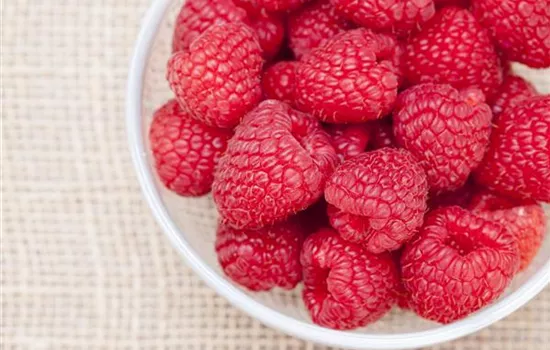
[{"left": 149, "top": 0, "right": 550, "bottom": 330}]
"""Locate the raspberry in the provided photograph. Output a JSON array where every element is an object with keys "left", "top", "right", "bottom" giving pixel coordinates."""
[
  {"left": 404, "top": 7, "right": 502, "bottom": 100},
  {"left": 215, "top": 217, "right": 304, "bottom": 291},
  {"left": 256, "top": 0, "right": 312, "bottom": 11},
  {"left": 298, "top": 198, "right": 330, "bottom": 235},
  {"left": 295, "top": 29, "right": 400, "bottom": 123},
  {"left": 468, "top": 190, "right": 547, "bottom": 270},
  {"left": 434, "top": 0, "right": 469, "bottom": 7},
  {"left": 369, "top": 118, "right": 396, "bottom": 150},
  {"left": 149, "top": 100, "right": 232, "bottom": 196},
  {"left": 248, "top": 11, "right": 286, "bottom": 59},
  {"left": 428, "top": 179, "right": 477, "bottom": 209},
  {"left": 401, "top": 206, "right": 520, "bottom": 324},
  {"left": 475, "top": 95, "right": 550, "bottom": 202},
  {"left": 491, "top": 74, "right": 538, "bottom": 117},
  {"left": 172, "top": 0, "right": 249, "bottom": 53},
  {"left": 213, "top": 100, "right": 338, "bottom": 229},
  {"left": 301, "top": 228, "right": 399, "bottom": 330},
  {"left": 471, "top": 0, "right": 550, "bottom": 68},
  {"left": 167, "top": 23, "right": 263, "bottom": 129},
  {"left": 393, "top": 84, "right": 492, "bottom": 193},
  {"left": 330, "top": 0, "right": 436, "bottom": 37},
  {"left": 288, "top": 0, "right": 353, "bottom": 59},
  {"left": 324, "top": 124, "right": 371, "bottom": 162},
  {"left": 392, "top": 249, "right": 411, "bottom": 310},
  {"left": 325, "top": 148, "right": 428, "bottom": 253},
  {"left": 261, "top": 61, "right": 297, "bottom": 104}
]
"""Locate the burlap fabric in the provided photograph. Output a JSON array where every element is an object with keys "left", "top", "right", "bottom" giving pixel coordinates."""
[{"left": 2, "top": 1, "right": 549, "bottom": 349}]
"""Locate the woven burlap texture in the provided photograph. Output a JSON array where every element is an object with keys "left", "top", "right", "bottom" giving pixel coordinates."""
[{"left": 1, "top": 1, "right": 549, "bottom": 349}]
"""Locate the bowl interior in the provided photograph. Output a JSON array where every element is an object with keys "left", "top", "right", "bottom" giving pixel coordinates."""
[{"left": 134, "top": 0, "right": 550, "bottom": 341}]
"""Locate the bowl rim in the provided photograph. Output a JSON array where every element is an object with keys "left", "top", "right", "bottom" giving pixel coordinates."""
[{"left": 126, "top": 1, "right": 550, "bottom": 348}]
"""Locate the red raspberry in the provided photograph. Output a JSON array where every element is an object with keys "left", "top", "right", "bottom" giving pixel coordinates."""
[
  {"left": 369, "top": 118, "right": 396, "bottom": 150},
  {"left": 391, "top": 249, "right": 411, "bottom": 310},
  {"left": 248, "top": 11, "right": 286, "bottom": 59},
  {"left": 261, "top": 61, "right": 297, "bottom": 104},
  {"left": 468, "top": 190, "right": 547, "bottom": 271},
  {"left": 491, "top": 74, "right": 538, "bottom": 117},
  {"left": 401, "top": 206, "right": 520, "bottom": 324},
  {"left": 167, "top": 23, "right": 263, "bottom": 129},
  {"left": 324, "top": 123, "right": 371, "bottom": 162},
  {"left": 213, "top": 100, "right": 338, "bottom": 229},
  {"left": 172, "top": 0, "right": 249, "bottom": 53},
  {"left": 393, "top": 84, "right": 492, "bottom": 193},
  {"left": 298, "top": 198, "right": 330, "bottom": 235},
  {"left": 288, "top": 0, "right": 353, "bottom": 59},
  {"left": 330, "top": 0, "right": 436, "bottom": 37},
  {"left": 404, "top": 7, "right": 502, "bottom": 100},
  {"left": 295, "top": 29, "right": 400, "bottom": 123},
  {"left": 233, "top": 0, "right": 262, "bottom": 15},
  {"left": 215, "top": 217, "right": 304, "bottom": 291},
  {"left": 301, "top": 228, "right": 399, "bottom": 330},
  {"left": 256, "top": 0, "right": 312, "bottom": 11},
  {"left": 475, "top": 95, "right": 550, "bottom": 202},
  {"left": 325, "top": 148, "right": 429, "bottom": 253},
  {"left": 471, "top": 0, "right": 550, "bottom": 68},
  {"left": 149, "top": 100, "right": 232, "bottom": 196}
]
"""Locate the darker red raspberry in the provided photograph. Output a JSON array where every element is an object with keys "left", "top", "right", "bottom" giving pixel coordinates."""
[
  {"left": 213, "top": 100, "right": 338, "bottom": 229},
  {"left": 475, "top": 95, "right": 550, "bottom": 202},
  {"left": 172, "top": 0, "right": 249, "bottom": 53},
  {"left": 434, "top": 0, "right": 469, "bottom": 7},
  {"left": 491, "top": 74, "right": 538, "bottom": 117},
  {"left": 248, "top": 11, "right": 285, "bottom": 59},
  {"left": 369, "top": 118, "right": 396, "bottom": 149},
  {"left": 468, "top": 190, "right": 547, "bottom": 270},
  {"left": 401, "top": 206, "right": 520, "bottom": 324},
  {"left": 295, "top": 29, "right": 399, "bottom": 123},
  {"left": 324, "top": 123, "right": 371, "bottom": 162},
  {"left": 393, "top": 84, "right": 492, "bottom": 193},
  {"left": 301, "top": 228, "right": 399, "bottom": 330},
  {"left": 428, "top": 179, "right": 477, "bottom": 209},
  {"left": 167, "top": 23, "right": 263, "bottom": 129},
  {"left": 325, "top": 148, "right": 428, "bottom": 253},
  {"left": 288, "top": 0, "right": 353, "bottom": 59},
  {"left": 391, "top": 249, "right": 411, "bottom": 310},
  {"left": 471, "top": 0, "right": 550, "bottom": 68},
  {"left": 298, "top": 198, "right": 330, "bottom": 235},
  {"left": 215, "top": 217, "right": 304, "bottom": 291},
  {"left": 404, "top": 7, "right": 502, "bottom": 100},
  {"left": 256, "top": 0, "right": 312, "bottom": 11},
  {"left": 261, "top": 61, "right": 297, "bottom": 104},
  {"left": 330, "top": 0, "right": 435, "bottom": 37},
  {"left": 149, "top": 100, "right": 232, "bottom": 196}
]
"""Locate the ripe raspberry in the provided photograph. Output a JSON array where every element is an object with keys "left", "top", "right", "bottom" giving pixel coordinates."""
[
  {"left": 392, "top": 249, "right": 411, "bottom": 310},
  {"left": 297, "top": 198, "right": 330, "bottom": 235},
  {"left": 491, "top": 74, "right": 538, "bottom": 116},
  {"left": 149, "top": 100, "right": 232, "bottom": 196},
  {"left": 248, "top": 11, "right": 285, "bottom": 59},
  {"left": 393, "top": 84, "right": 492, "bottom": 193},
  {"left": 475, "top": 95, "right": 550, "bottom": 202},
  {"left": 295, "top": 29, "right": 400, "bottom": 123},
  {"left": 233, "top": 0, "right": 262, "bottom": 16},
  {"left": 301, "top": 228, "right": 399, "bottom": 330},
  {"left": 325, "top": 148, "right": 428, "bottom": 253},
  {"left": 213, "top": 100, "right": 338, "bottom": 229},
  {"left": 369, "top": 118, "right": 396, "bottom": 150},
  {"left": 427, "top": 179, "right": 477, "bottom": 209},
  {"left": 401, "top": 206, "right": 520, "bottom": 324},
  {"left": 256, "top": 0, "right": 312, "bottom": 11},
  {"left": 288, "top": 0, "right": 353, "bottom": 59},
  {"left": 215, "top": 217, "right": 304, "bottom": 291},
  {"left": 167, "top": 23, "right": 263, "bottom": 129},
  {"left": 471, "top": 0, "right": 550, "bottom": 68},
  {"left": 330, "top": 0, "right": 436, "bottom": 37},
  {"left": 324, "top": 124, "right": 371, "bottom": 162},
  {"left": 468, "top": 190, "right": 547, "bottom": 270},
  {"left": 404, "top": 7, "right": 502, "bottom": 100},
  {"left": 261, "top": 61, "right": 297, "bottom": 104},
  {"left": 172, "top": 0, "right": 249, "bottom": 53},
  {"left": 434, "top": 0, "right": 469, "bottom": 7}
]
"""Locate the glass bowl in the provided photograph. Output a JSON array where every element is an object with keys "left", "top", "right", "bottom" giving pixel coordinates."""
[{"left": 126, "top": 1, "right": 550, "bottom": 348}]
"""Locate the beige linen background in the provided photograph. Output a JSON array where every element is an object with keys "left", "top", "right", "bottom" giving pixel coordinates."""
[{"left": 1, "top": 1, "right": 549, "bottom": 349}]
